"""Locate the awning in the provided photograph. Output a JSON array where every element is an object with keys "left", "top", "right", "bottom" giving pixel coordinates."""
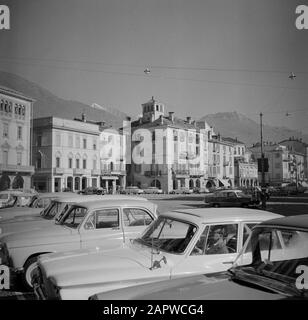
[{"left": 218, "top": 179, "right": 230, "bottom": 187}]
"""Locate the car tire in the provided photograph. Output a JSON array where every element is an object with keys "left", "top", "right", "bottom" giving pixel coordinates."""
[
  {"left": 22, "top": 256, "right": 39, "bottom": 290},
  {"left": 213, "top": 203, "right": 220, "bottom": 208}
]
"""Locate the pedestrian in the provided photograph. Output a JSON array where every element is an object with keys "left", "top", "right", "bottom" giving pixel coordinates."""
[{"left": 260, "top": 188, "right": 267, "bottom": 210}]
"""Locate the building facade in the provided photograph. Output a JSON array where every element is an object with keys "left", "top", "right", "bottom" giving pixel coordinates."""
[
  {"left": 32, "top": 116, "right": 100, "bottom": 192},
  {"left": 223, "top": 137, "right": 258, "bottom": 188},
  {"left": 128, "top": 97, "right": 231, "bottom": 193},
  {"left": 249, "top": 142, "right": 290, "bottom": 185},
  {"left": 0, "top": 87, "right": 35, "bottom": 191},
  {"left": 279, "top": 138, "right": 308, "bottom": 185}
]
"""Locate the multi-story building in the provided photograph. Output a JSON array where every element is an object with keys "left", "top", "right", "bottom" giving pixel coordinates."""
[
  {"left": 128, "top": 97, "right": 214, "bottom": 193},
  {"left": 99, "top": 125, "right": 127, "bottom": 193},
  {"left": 32, "top": 116, "right": 100, "bottom": 192},
  {"left": 279, "top": 138, "right": 308, "bottom": 185},
  {"left": 0, "top": 87, "right": 35, "bottom": 190},
  {"left": 223, "top": 137, "right": 258, "bottom": 188},
  {"left": 249, "top": 142, "right": 290, "bottom": 185},
  {"left": 206, "top": 135, "right": 235, "bottom": 189}
]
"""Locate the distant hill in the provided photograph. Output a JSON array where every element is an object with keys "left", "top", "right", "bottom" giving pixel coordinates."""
[
  {"left": 0, "top": 71, "right": 127, "bottom": 128},
  {"left": 201, "top": 111, "right": 308, "bottom": 146}
]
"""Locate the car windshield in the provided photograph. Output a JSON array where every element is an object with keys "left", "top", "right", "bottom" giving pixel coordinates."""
[
  {"left": 231, "top": 226, "right": 308, "bottom": 298},
  {"left": 40, "top": 201, "right": 65, "bottom": 220},
  {"left": 59, "top": 205, "right": 88, "bottom": 229},
  {"left": 134, "top": 216, "right": 198, "bottom": 254}
]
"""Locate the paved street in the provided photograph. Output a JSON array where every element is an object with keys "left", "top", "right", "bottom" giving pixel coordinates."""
[{"left": 1, "top": 193, "right": 307, "bottom": 300}]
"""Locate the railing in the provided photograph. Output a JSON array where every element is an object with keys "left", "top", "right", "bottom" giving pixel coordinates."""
[
  {"left": 53, "top": 167, "right": 64, "bottom": 175},
  {"left": 0, "top": 164, "right": 35, "bottom": 173},
  {"left": 144, "top": 170, "right": 162, "bottom": 177}
]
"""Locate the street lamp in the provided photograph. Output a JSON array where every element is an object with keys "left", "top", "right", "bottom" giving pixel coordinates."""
[{"left": 259, "top": 112, "right": 266, "bottom": 187}]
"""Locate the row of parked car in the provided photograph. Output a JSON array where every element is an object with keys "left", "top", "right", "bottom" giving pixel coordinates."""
[{"left": 0, "top": 190, "right": 307, "bottom": 300}]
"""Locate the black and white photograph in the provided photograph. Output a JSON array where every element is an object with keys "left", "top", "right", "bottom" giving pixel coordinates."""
[{"left": 0, "top": 0, "right": 307, "bottom": 315}]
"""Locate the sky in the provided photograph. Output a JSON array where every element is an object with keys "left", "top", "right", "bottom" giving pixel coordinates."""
[{"left": 0, "top": 0, "right": 308, "bottom": 132}]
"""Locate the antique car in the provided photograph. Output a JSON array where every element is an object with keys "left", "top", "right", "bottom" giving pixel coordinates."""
[
  {"left": 143, "top": 187, "right": 163, "bottom": 194},
  {"left": 204, "top": 189, "right": 256, "bottom": 207},
  {"left": 0, "top": 192, "right": 76, "bottom": 221},
  {"left": 0, "top": 197, "right": 157, "bottom": 289},
  {"left": 90, "top": 214, "right": 308, "bottom": 300},
  {"left": 123, "top": 186, "right": 145, "bottom": 194},
  {"left": 31, "top": 208, "right": 281, "bottom": 300}
]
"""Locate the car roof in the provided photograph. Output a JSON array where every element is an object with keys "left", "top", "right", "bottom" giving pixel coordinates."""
[
  {"left": 37, "top": 192, "right": 76, "bottom": 199},
  {"left": 214, "top": 189, "right": 243, "bottom": 193},
  {"left": 160, "top": 208, "right": 282, "bottom": 225},
  {"left": 258, "top": 214, "right": 308, "bottom": 230},
  {"left": 71, "top": 198, "right": 152, "bottom": 210},
  {"left": 53, "top": 195, "right": 149, "bottom": 204}
]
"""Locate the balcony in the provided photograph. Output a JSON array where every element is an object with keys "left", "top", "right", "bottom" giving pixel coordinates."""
[
  {"left": 91, "top": 169, "right": 101, "bottom": 176},
  {"left": 0, "top": 164, "right": 35, "bottom": 174},
  {"left": 73, "top": 168, "right": 85, "bottom": 175},
  {"left": 189, "top": 169, "right": 204, "bottom": 177},
  {"left": 144, "top": 170, "right": 162, "bottom": 177},
  {"left": 53, "top": 167, "right": 64, "bottom": 175}
]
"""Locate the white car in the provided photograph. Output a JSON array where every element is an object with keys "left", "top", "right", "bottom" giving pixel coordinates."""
[
  {"left": 0, "top": 192, "right": 76, "bottom": 221},
  {"left": 32, "top": 208, "right": 281, "bottom": 300},
  {"left": 0, "top": 196, "right": 157, "bottom": 289},
  {"left": 90, "top": 214, "right": 308, "bottom": 301},
  {"left": 143, "top": 187, "right": 163, "bottom": 194}
]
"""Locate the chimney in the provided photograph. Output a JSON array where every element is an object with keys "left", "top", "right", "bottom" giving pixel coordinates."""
[
  {"left": 81, "top": 113, "right": 86, "bottom": 122},
  {"left": 159, "top": 114, "right": 164, "bottom": 125},
  {"left": 186, "top": 116, "right": 192, "bottom": 124},
  {"left": 168, "top": 111, "right": 174, "bottom": 123}
]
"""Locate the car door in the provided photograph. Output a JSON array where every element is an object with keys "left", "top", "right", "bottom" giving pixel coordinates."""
[
  {"left": 171, "top": 223, "right": 240, "bottom": 277},
  {"left": 121, "top": 207, "right": 155, "bottom": 243},
  {"left": 79, "top": 207, "right": 125, "bottom": 250}
]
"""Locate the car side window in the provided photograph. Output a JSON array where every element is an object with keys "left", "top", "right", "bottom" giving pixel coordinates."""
[
  {"left": 94, "top": 208, "right": 119, "bottom": 229},
  {"left": 123, "top": 208, "right": 153, "bottom": 227},
  {"left": 227, "top": 192, "right": 236, "bottom": 198},
  {"left": 191, "top": 224, "right": 239, "bottom": 255}
]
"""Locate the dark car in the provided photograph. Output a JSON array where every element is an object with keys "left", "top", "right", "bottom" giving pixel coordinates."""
[
  {"left": 204, "top": 189, "right": 255, "bottom": 207},
  {"left": 90, "top": 214, "right": 308, "bottom": 300}
]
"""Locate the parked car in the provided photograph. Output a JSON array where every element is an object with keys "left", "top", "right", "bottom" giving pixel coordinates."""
[
  {"left": 280, "top": 182, "right": 306, "bottom": 195},
  {"left": 170, "top": 187, "right": 193, "bottom": 194},
  {"left": 204, "top": 189, "right": 257, "bottom": 207},
  {"left": 123, "top": 186, "right": 145, "bottom": 194},
  {"left": 143, "top": 187, "right": 163, "bottom": 194},
  {"left": 91, "top": 214, "right": 308, "bottom": 300},
  {"left": 193, "top": 187, "right": 210, "bottom": 194},
  {"left": 78, "top": 187, "right": 106, "bottom": 195},
  {"left": 0, "top": 192, "right": 37, "bottom": 209},
  {"left": 0, "top": 192, "right": 76, "bottom": 221},
  {"left": 31, "top": 208, "right": 281, "bottom": 300},
  {"left": 0, "top": 197, "right": 157, "bottom": 289}
]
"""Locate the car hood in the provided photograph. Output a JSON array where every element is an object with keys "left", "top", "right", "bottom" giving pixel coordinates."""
[
  {"left": 39, "top": 245, "right": 172, "bottom": 288},
  {"left": 0, "top": 216, "right": 52, "bottom": 237},
  {"left": 1, "top": 224, "right": 73, "bottom": 248},
  {"left": 0, "top": 207, "right": 42, "bottom": 221},
  {"left": 92, "top": 273, "right": 284, "bottom": 300}
]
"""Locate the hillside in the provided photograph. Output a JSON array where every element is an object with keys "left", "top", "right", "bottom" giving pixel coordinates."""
[
  {"left": 0, "top": 71, "right": 127, "bottom": 128},
  {"left": 201, "top": 111, "right": 308, "bottom": 146}
]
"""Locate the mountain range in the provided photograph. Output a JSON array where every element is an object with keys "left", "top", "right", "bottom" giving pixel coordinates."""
[
  {"left": 201, "top": 112, "right": 308, "bottom": 146},
  {"left": 0, "top": 71, "right": 127, "bottom": 128},
  {"left": 1, "top": 71, "right": 307, "bottom": 145}
]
